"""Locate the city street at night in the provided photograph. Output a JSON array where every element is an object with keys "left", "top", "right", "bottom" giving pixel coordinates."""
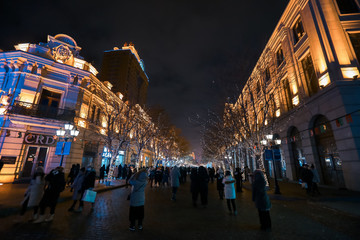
[
  {"left": 1, "top": 180, "right": 359, "bottom": 240},
  {"left": 1, "top": 0, "right": 360, "bottom": 239}
]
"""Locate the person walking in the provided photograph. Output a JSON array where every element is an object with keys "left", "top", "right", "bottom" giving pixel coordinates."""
[
  {"left": 162, "top": 167, "right": 169, "bottom": 188},
  {"left": 68, "top": 167, "right": 85, "bottom": 212},
  {"left": 128, "top": 169, "right": 147, "bottom": 231},
  {"left": 33, "top": 166, "right": 66, "bottom": 223},
  {"left": 252, "top": 169, "right": 271, "bottom": 231},
  {"left": 170, "top": 166, "right": 181, "bottom": 201},
  {"left": 311, "top": 164, "right": 321, "bottom": 196},
  {"left": 122, "top": 164, "right": 128, "bottom": 180},
  {"left": 17, "top": 166, "right": 45, "bottom": 222},
  {"left": 215, "top": 168, "right": 224, "bottom": 200},
  {"left": 113, "top": 165, "right": 119, "bottom": 180},
  {"left": 302, "top": 164, "right": 314, "bottom": 195},
  {"left": 198, "top": 166, "right": 209, "bottom": 207},
  {"left": 99, "top": 165, "right": 105, "bottom": 183},
  {"left": 223, "top": 170, "right": 237, "bottom": 215},
  {"left": 234, "top": 167, "right": 243, "bottom": 192},
  {"left": 77, "top": 166, "right": 96, "bottom": 212},
  {"left": 190, "top": 167, "right": 200, "bottom": 207},
  {"left": 67, "top": 164, "right": 76, "bottom": 187},
  {"left": 126, "top": 166, "right": 133, "bottom": 187},
  {"left": 118, "top": 165, "right": 123, "bottom": 179}
]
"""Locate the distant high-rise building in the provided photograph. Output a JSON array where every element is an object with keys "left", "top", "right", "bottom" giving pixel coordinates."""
[{"left": 99, "top": 43, "right": 149, "bottom": 106}]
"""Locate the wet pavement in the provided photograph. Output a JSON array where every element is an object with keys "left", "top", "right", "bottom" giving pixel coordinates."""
[{"left": 0, "top": 179, "right": 359, "bottom": 240}]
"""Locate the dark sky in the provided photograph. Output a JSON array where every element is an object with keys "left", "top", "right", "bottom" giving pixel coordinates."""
[{"left": 0, "top": 0, "right": 288, "bottom": 157}]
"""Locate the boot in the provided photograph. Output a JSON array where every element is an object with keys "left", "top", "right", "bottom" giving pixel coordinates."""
[
  {"left": 45, "top": 214, "right": 54, "bottom": 222},
  {"left": 33, "top": 215, "right": 45, "bottom": 223},
  {"left": 75, "top": 206, "right": 83, "bottom": 213}
]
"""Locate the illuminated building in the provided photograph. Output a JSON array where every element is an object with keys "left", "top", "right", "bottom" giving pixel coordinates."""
[
  {"left": 234, "top": 0, "right": 360, "bottom": 191},
  {"left": 99, "top": 43, "right": 149, "bottom": 107},
  {"left": 0, "top": 34, "right": 150, "bottom": 182}
]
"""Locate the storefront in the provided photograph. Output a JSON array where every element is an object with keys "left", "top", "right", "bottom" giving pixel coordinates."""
[
  {"left": 17, "top": 132, "right": 55, "bottom": 180},
  {"left": 101, "top": 147, "right": 125, "bottom": 167}
]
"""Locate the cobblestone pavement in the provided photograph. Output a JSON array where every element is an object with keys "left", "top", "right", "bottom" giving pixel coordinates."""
[{"left": 0, "top": 180, "right": 360, "bottom": 240}]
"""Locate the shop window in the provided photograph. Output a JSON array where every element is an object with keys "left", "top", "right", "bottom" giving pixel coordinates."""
[
  {"left": 301, "top": 54, "right": 319, "bottom": 96},
  {"left": 276, "top": 48, "right": 284, "bottom": 66},
  {"left": 349, "top": 33, "right": 360, "bottom": 63},
  {"left": 293, "top": 18, "right": 305, "bottom": 44},
  {"left": 335, "top": 0, "right": 359, "bottom": 14}
]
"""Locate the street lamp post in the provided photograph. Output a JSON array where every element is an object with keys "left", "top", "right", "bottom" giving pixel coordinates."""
[
  {"left": 56, "top": 123, "right": 79, "bottom": 166},
  {"left": 262, "top": 134, "right": 281, "bottom": 194}
]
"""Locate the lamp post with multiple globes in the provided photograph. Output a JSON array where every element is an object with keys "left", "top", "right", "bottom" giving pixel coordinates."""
[
  {"left": 56, "top": 123, "right": 79, "bottom": 166},
  {"left": 261, "top": 134, "right": 281, "bottom": 194}
]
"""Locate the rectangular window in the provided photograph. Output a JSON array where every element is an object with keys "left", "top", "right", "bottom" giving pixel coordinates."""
[
  {"left": 349, "top": 33, "right": 360, "bottom": 63},
  {"left": 301, "top": 54, "right": 319, "bottom": 96},
  {"left": 283, "top": 79, "right": 293, "bottom": 111},
  {"left": 276, "top": 48, "right": 284, "bottom": 66},
  {"left": 265, "top": 68, "right": 271, "bottom": 82},
  {"left": 80, "top": 104, "right": 89, "bottom": 119},
  {"left": 293, "top": 18, "right": 305, "bottom": 44},
  {"left": 336, "top": 0, "right": 359, "bottom": 14}
]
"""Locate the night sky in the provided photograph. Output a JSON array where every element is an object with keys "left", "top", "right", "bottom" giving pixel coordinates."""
[{"left": 0, "top": 0, "right": 288, "bottom": 157}]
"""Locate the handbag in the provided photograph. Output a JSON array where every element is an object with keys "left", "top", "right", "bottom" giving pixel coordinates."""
[{"left": 82, "top": 189, "right": 97, "bottom": 203}]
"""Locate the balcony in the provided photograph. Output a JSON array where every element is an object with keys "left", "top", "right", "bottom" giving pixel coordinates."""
[{"left": 8, "top": 101, "right": 75, "bottom": 121}]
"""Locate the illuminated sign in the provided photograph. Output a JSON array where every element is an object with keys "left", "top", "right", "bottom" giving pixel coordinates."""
[{"left": 23, "top": 133, "right": 56, "bottom": 146}]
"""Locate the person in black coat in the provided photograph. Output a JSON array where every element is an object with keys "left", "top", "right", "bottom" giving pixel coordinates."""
[
  {"left": 118, "top": 165, "right": 123, "bottom": 179},
  {"left": 122, "top": 164, "right": 128, "bottom": 180},
  {"left": 77, "top": 166, "right": 96, "bottom": 212},
  {"left": 252, "top": 169, "right": 271, "bottom": 231},
  {"left": 302, "top": 164, "right": 314, "bottom": 195},
  {"left": 198, "top": 166, "right": 209, "bottom": 207},
  {"left": 99, "top": 165, "right": 105, "bottom": 183},
  {"left": 215, "top": 168, "right": 225, "bottom": 199},
  {"left": 234, "top": 167, "right": 243, "bottom": 192},
  {"left": 190, "top": 168, "right": 200, "bottom": 207},
  {"left": 33, "top": 166, "right": 65, "bottom": 223}
]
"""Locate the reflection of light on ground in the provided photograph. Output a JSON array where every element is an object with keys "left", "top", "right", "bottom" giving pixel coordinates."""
[{"left": 0, "top": 183, "right": 3, "bottom": 186}]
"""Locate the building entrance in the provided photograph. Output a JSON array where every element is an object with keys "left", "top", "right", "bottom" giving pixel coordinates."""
[
  {"left": 314, "top": 116, "right": 345, "bottom": 188},
  {"left": 22, "top": 146, "right": 48, "bottom": 178}
]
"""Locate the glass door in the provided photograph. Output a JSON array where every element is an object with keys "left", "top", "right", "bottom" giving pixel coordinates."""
[{"left": 22, "top": 146, "right": 49, "bottom": 178}]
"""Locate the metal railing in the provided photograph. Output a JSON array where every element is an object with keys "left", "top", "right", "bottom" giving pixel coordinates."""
[{"left": 8, "top": 101, "right": 75, "bottom": 121}]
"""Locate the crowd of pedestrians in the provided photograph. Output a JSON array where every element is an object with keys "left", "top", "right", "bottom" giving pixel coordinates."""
[{"left": 12, "top": 160, "right": 326, "bottom": 232}]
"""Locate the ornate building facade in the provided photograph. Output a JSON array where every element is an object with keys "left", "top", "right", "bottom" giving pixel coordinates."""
[
  {"left": 236, "top": 0, "right": 360, "bottom": 191},
  {"left": 0, "top": 34, "right": 153, "bottom": 183}
]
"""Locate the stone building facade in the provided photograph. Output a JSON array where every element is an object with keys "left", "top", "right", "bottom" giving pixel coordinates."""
[
  {"left": 0, "top": 34, "right": 153, "bottom": 183},
  {"left": 237, "top": 0, "right": 360, "bottom": 191}
]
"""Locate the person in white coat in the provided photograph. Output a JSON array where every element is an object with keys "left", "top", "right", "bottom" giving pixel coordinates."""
[
  {"left": 223, "top": 170, "right": 237, "bottom": 215},
  {"left": 17, "top": 167, "right": 45, "bottom": 222}
]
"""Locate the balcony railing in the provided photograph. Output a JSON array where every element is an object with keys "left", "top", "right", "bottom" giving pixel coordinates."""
[{"left": 8, "top": 101, "right": 75, "bottom": 121}]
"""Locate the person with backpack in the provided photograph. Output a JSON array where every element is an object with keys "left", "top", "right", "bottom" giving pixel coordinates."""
[{"left": 33, "top": 166, "right": 66, "bottom": 223}]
